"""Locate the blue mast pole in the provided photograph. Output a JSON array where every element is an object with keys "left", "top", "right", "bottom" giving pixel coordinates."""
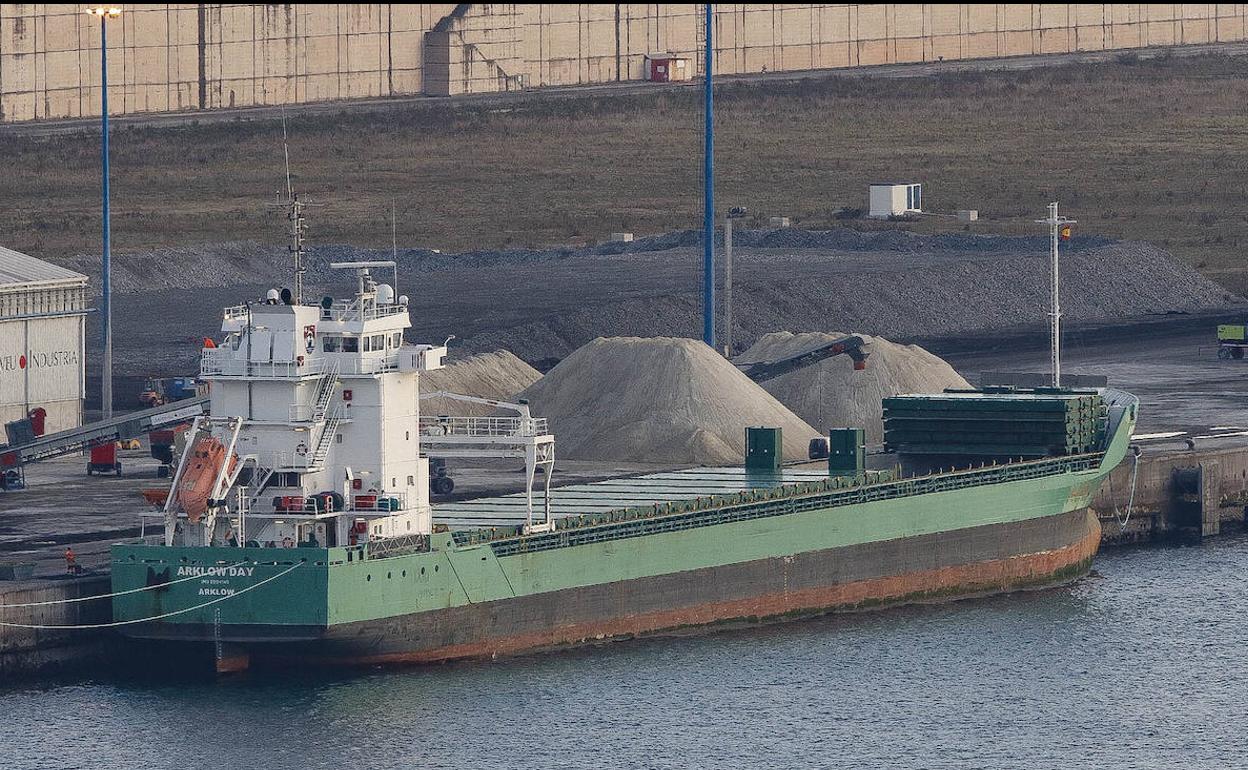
[
  {"left": 100, "top": 14, "right": 113, "bottom": 419},
  {"left": 702, "top": 3, "right": 714, "bottom": 348}
]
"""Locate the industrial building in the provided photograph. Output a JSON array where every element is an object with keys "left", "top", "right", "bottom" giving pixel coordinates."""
[
  {"left": 3, "top": 4, "right": 1248, "bottom": 122},
  {"left": 0, "top": 246, "right": 89, "bottom": 435}
]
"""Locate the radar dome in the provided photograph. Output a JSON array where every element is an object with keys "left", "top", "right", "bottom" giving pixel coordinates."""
[{"left": 376, "top": 284, "right": 395, "bottom": 305}]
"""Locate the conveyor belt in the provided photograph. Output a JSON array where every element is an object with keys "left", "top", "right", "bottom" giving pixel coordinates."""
[
  {"left": 736, "top": 335, "right": 869, "bottom": 382},
  {"left": 0, "top": 397, "right": 209, "bottom": 468}
]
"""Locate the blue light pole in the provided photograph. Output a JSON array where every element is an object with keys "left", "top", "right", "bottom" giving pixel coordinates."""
[
  {"left": 702, "top": 3, "right": 714, "bottom": 348},
  {"left": 86, "top": 6, "right": 120, "bottom": 418}
]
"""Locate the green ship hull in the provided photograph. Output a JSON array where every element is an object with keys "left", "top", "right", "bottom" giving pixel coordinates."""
[{"left": 110, "top": 394, "right": 1136, "bottom": 667}]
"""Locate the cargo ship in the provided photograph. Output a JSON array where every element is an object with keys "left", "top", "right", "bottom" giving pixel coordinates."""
[{"left": 110, "top": 263, "right": 1137, "bottom": 670}]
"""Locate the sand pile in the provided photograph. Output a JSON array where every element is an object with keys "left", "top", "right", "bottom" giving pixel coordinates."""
[
  {"left": 736, "top": 332, "right": 970, "bottom": 443},
  {"left": 420, "top": 350, "right": 542, "bottom": 416},
  {"left": 515, "top": 337, "right": 819, "bottom": 465}
]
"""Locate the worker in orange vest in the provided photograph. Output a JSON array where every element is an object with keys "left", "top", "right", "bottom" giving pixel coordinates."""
[{"left": 65, "top": 546, "right": 78, "bottom": 574}]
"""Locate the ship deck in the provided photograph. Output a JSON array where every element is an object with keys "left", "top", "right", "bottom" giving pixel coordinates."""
[{"left": 432, "top": 466, "right": 833, "bottom": 529}]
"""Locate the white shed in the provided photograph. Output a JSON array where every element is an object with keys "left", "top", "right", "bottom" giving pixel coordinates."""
[
  {"left": 868, "top": 183, "right": 922, "bottom": 218},
  {"left": 0, "top": 246, "right": 89, "bottom": 435}
]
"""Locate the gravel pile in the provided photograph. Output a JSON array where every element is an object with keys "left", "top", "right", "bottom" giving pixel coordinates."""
[
  {"left": 454, "top": 238, "right": 1240, "bottom": 362},
  {"left": 516, "top": 337, "right": 819, "bottom": 465},
  {"left": 63, "top": 227, "right": 1120, "bottom": 295},
  {"left": 81, "top": 228, "right": 1244, "bottom": 383},
  {"left": 736, "top": 332, "right": 970, "bottom": 443},
  {"left": 419, "top": 350, "right": 541, "bottom": 417}
]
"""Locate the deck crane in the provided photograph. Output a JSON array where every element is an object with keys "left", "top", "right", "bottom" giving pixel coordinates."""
[{"left": 418, "top": 391, "right": 556, "bottom": 533}]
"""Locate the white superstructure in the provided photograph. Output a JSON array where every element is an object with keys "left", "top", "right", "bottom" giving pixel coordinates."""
[{"left": 164, "top": 261, "right": 446, "bottom": 551}]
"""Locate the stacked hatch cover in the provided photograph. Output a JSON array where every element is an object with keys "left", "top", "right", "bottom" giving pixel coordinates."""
[{"left": 882, "top": 387, "right": 1107, "bottom": 459}]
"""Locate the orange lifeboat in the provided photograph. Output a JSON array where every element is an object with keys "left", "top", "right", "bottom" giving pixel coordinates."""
[{"left": 176, "top": 436, "right": 237, "bottom": 523}]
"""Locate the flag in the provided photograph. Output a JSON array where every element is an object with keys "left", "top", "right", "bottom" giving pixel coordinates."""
[{"left": 1059, "top": 224, "right": 1073, "bottom": 241}]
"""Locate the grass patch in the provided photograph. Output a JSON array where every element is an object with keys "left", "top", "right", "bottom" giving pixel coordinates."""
[{"left": 5, "top": 54, "right": 1248, "bottom": 290}]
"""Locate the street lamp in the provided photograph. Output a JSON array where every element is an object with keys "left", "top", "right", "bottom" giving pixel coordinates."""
[
  {"left": 85, "top": 5, "right": 121, "bottom": 419},
  {"left": 722, "top": 206, "right": 747, "bottom": 358}
]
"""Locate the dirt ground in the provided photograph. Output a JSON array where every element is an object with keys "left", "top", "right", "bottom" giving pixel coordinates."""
[{"left": 6, "top": 54, "right": 1248, "bottom": 293}]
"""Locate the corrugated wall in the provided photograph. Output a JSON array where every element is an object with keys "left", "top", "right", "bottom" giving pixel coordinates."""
[
  {"left": 0, "top": 315, "right": 85, "bottom": 434},
  {"left": 3, "top": 4, "right": 1248, "bottom": 121}
]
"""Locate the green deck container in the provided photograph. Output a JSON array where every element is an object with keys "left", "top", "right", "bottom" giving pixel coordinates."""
[
  {"left": 745, "top": 427, "right": 783, "bottom": 471},
  {"left": 828, "top": 428, "right": 865, "bottom": 476}
]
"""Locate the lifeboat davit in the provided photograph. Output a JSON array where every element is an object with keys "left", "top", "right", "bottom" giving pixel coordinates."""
[{"left": 176, "top": 436, "right": 237, "bottom": 523}]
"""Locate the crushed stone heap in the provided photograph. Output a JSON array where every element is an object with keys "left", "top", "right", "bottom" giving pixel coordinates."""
[
  {"left": 420, "top": 350, "right": 541, "bottom": 417},
  {"left": 736, "top": 331, "right": 970, "bottom": 444},
  {"left": 516, "top": 336, "right": 819, "bottom": 465}
]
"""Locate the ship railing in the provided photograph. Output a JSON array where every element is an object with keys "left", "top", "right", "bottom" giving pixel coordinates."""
[
  {"left": 202, "top": 349, "right": 403, "bottom": 379},
  {"left": 367, "top": 532, "right": 431, "bottom": 559},
  {"left": 264, "top": 491, "right": 410, "bottom": 515},
  {"left": 222, "top": 304, "right": 250, "bottom": 322},
  {"left": 335, "top": 355, "right": 400, "bottom": 375},
  {"left": 201, "top": 349, "right": 328, "bottom": 379},
  {"left": 223, "top": 300, "right": 406, "bottom": 325},
  {"left": 461, "top": 452, "right": 1106, "bottom": 555},
  {"left": 419, "top": 415, "right": 549, "bottom": 439},
  {"left": 318, "top": 300, "right": 408, "bottom": 323},
  {"left": 351, "top": 492, "right": 409, "bottom": 512},
  {"left": 288, "top": 403, "right": 316, "bottom": 422}
]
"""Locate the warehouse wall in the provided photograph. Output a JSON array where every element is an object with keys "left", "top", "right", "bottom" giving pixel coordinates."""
[
  {"left": 3, "top": 4, "right": 1248, "bottom": 121},
  {"left": 0, "top": 315, "right": 85, "bottom": 435}
]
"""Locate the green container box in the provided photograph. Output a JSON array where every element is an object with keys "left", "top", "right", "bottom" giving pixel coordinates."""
[
  {"left": 745, "top": 427, "right": 783, "bottom": 471},
  {"left": 828, "top": 428, "right": 865, "bottom": 476}
]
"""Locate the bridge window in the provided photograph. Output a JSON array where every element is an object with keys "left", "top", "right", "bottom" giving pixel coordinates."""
[
  {"left": 341, "top": 336, "right": 359, "bottom": 353},
  {"left": 322, "top": 335, "right": 342, "bottom": 352}
]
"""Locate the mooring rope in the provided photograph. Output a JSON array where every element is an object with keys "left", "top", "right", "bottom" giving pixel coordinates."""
[
  {"left": 1112, "top": 449, "right": 1141, "bottom": 529},
  {"left": 0, "top": 560, "right": 255, "bottom": 608},
  {"left": 0, "top": 562, "right": 302, "bottom": 630}
]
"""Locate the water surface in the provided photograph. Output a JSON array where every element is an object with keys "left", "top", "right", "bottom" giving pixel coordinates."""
[{"left": 5, "top": 537, "right": 1247, "bottom": 769}]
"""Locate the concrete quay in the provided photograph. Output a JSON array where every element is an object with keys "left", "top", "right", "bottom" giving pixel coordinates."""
[{"left": 0, "top": 575, "right": 114, "bottom": 678}]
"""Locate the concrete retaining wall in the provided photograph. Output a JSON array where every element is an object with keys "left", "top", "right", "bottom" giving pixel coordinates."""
[
  {"left": 3, "top": 4, "right": 1248, "bottom": 120},
  {"left": 0, "top": 575, "right": 113, "bottom": 676},
  {"left": 1092, "top": 445, "right": 1248, "bottom": 544}
]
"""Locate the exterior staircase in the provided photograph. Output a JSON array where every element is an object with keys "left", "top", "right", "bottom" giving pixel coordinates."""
[
  {"left": 308, "top": 407, "right": 342, "bottom": 470},
  {"left": 310, "top": 360, "right": 340, "bottom": 422}
]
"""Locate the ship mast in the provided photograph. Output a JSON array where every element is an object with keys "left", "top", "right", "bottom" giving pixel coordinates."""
[
  {"left": 280, "top": 115, "right": 308, "bottom": 305},
  {"left": 287, "top": 194, "right": 306, "bottom": 306},
  {"left": 1036, "top": 202, "right": 1076, "bottom": 387}
]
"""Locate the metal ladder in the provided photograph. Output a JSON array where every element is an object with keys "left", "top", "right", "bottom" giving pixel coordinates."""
[
  {"left": 310, "top": 360, "right": 340, "bottom": 423},
  {"left": 308, "top": 407, "right": 342, "bottom": 469}
]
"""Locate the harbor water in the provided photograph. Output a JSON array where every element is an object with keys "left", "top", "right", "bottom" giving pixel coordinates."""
[{"left": 4, "top": 535, "right": 1247, "bottom": 769}]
